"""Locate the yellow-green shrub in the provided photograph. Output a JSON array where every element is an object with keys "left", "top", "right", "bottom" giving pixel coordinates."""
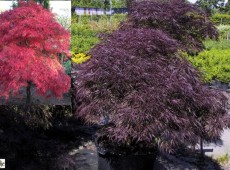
[
  {"left": 211, "top": 13, "right": 230, "bottom": 25},
  {"left": 187, "top": 48, "right": 230, "bottom": 83},
  {"left": 71, "top": 53, "right": 91, "bottom": 64}
]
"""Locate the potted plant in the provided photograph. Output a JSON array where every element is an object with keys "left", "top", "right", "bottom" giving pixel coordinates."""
[{"left": 73, "top": 0, "right": 229, "bottom": 169}]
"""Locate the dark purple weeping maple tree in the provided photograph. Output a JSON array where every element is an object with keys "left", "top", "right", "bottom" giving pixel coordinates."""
[{"left": 74, "top": 0, "right": 230, "bottom": 153}]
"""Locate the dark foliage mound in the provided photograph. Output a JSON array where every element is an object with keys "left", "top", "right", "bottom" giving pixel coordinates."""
[
  {"left": 74, "top": 0, "right": 229, "bottom": 153},
  {"left": 0, "top": 106, "right": 95, "bottom": 170},
  {"left": 122, "top": 0, "right": 218, "bottom": 54}
]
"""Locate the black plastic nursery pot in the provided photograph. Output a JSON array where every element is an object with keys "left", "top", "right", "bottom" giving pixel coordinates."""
[
  {"left": 98, "top": 151, "right": 157, "bottom": 170},
  {"left": 95, "top": 135, "right": 157, "bottom": 170}
]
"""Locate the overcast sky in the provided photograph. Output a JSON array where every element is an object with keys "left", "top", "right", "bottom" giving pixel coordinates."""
[
  {"left": 0, "top": 0, "right": 229, "bottom": 14},
  {"left": 0, "top": 1, "right": 71, "bottom": 17},
  {"left": 188, "top": 0, "right": 196, "bottom": 3},
  {"left": 0, "top": 0, "right": 196, "bottom": 13}
]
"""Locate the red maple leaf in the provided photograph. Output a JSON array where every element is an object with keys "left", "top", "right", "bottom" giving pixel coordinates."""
[{"left": 0, "top": 1, "right": 70, "bottom": 101}]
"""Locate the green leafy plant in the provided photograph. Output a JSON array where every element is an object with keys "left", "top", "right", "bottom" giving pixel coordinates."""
[
  {"left": 216, "top": 153, "right": 229, "bottom": 165},
  {"left": 71, "top": 14, "right": 126, "bottom": 54},
  {"left": 204, "top": 39, "right": 230, "bottom": 50},
  {"left": 211, "top": 13, "right": 230, "bottom": 25},
  {"left": 216, "top": 24, "right": 230, "bottom": 40},
  {"left": 71, "top": 53, "right": 90, "bottom": 64},
  {"left": 187, "top": 48, "right": 230, "bottom": 83}
]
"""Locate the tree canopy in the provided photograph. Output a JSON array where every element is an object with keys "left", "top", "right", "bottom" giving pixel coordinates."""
[
  {"left": 0, "top": 1, "right": 70, "bottom": 100},
  {"left": 195, "top": 0, "right": 225, "bottom": 14},
  {"left": 74, "top": 0, "right": 229, "bottom": 153}
]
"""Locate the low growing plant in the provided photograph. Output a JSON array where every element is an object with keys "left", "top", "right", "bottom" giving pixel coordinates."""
[
  {"left": 71, "top": 14, "right": 127, "bottom": 54},
  {"left": 204, "top": 39, "right": 230, "bottom": 50},
  {"left": 216, "top": 24, "right": 230, "bottom": 40},
  {"left": 211, "top": 13, "right": 230, "bottom": 25},
  {"left": 187, "top": 48, "right": 230, "bottom": 83},
  {"left": 71, "top": 53, "right": 91, "bottom": 64},
  {"left": 216, "top": 153, "right": 229, "bottom": 165}
]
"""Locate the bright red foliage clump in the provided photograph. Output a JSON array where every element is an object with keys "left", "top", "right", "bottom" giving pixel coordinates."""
[{"left": 0, "top": 1, "right": 70, "bottom": 100}]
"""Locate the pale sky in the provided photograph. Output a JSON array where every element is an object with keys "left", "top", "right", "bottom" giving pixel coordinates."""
[
  {"left": 0, "top": 1, "right": 71, "bottom": 17},
  {"left": 0, "top": 0, "right": 229, "bottom": 14},
  {"left": 187, "top": 0, "right": 229, "bottom": 3},
  {"left": 188, "top": 0, "right": 197, "bottom": 3}
]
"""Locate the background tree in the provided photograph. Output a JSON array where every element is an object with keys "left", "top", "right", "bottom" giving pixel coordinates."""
[
  {"left": 36, "top": 0, "right": 50, "bottom": 9},
  {"left": 123, "top": 0, "right": 218, "bottom": 54},
  {"left": 195, "top": 0, "right": 225, "bottom": 14},
  {"left": 0, "top": 1, "right": 70, "bottom": 105},
  {"left": 12, "top": 0, "right": 50, "bottom": 9},
  {"left": 222, "top": 1, "right": 230, "bottom": 13}
]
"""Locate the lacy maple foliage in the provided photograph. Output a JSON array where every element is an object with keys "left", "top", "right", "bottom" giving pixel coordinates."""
[
  {"left": 0, "top": 1, "right": 70, "bottom": 100},
  {"left": 74, "top": 0, "right": 229, "bottom": 153}
]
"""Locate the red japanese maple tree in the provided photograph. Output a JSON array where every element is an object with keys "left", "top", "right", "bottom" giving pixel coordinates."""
[{"left": 0, "top": 1, "right": 70, "bottom": 104}]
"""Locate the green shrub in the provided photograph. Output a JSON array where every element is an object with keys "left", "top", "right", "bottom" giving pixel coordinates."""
[
  {"left": 216, "top": 24, "right": 230, "bottom": 40},
  {"left": 216, "top": 153, "right": 229, "bottom": 165},
  {"left": 71, "top": 14, "right": 127, "bottom": 54},
  {"left": 204, "top": 39, "right": 230, "bottom": 50},
  {"left": 187, "top": 48, "right": 230, "bottom": 83},
  {"left": 71, "top": 36, "right": 99, "bottom": 54},
  {"left": 71, "top": 23, "right": 99, "bottom": 53},
  {"left": 211, "top": 13, "right": 230, "bottom": 25},
  {"left": 71, "top": 23, "right": 97, "bottom": 37},
  {"left": 75, "top": 14, "right": 126, "bottom": 24}
]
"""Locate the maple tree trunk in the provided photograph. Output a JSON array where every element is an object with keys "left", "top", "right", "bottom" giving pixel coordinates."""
[
  {"left": 26, "top": 81, "right": 32, "bottom": 105},
  {"left": 200, "top": 138, "right": 204, "bottom": 159}
]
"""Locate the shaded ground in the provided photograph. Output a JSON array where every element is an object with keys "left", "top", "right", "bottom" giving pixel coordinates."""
[
  {"left": 70, "top": 140, "right": 227, "bottom": 170},
  {"left": 0, "top": 89, "right": 229, "bottom": 170},
  {"left": 0, "top": 105, "right": 229, "bottom": 170},
  {"left": 71, "top": 90, "right": 230, "bottom": 170},
  {"left": 0, "top": 106, "right": 98, "bottom": 170}
]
